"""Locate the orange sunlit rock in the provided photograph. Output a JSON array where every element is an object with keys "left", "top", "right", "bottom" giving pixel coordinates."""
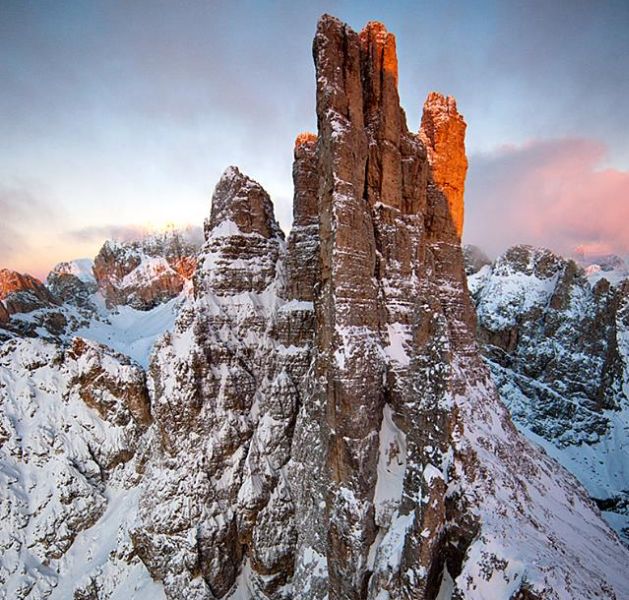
[
  {"left": 420, "top": 91, "right": 468, "bottom": 238},
  {"left": 172, "top": 256, "right": 197, "bottom": 280},
  {"left": 0, "top": 268, "right": 57, "bottom": 316},
  {"left": 294, "top": 132, "right": 318, "bottom": 149},
  {"left": 359, "top": 21, "right": 398, "bottom": 86},
  {"left": 0, "top": 269, "right": 50, "bottom": 301}
]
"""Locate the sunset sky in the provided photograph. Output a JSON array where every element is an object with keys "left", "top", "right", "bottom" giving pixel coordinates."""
[{"left": 2, "top": 0, "right": 628, "bottom": 278}]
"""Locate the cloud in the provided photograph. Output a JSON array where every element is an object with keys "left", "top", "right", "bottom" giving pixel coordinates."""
[
  {"left": 464, "top": 138, "right": 629, "bottom": 258},
  {"left": 66, "top": 223, "right": 204, "bottom": 246},
  {"left": 0, "top": 182, "right": 55, "bottom": 262},
  {"left": 66, "top": 224, "right": 152, "bottom": 244}
]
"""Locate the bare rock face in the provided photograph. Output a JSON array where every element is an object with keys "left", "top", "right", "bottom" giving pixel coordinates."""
[
  {"left": 195, "top": 166, "right": 284, "bottom": 297},
  {"left": 288, "top": 14, "right": 628, "bottom": 600},
  {"left": 283, "top": 134, "right": 320, "bottom": 302},
  {"left": 93, "top": 231, "right": 200, "bottom": 310},
  {"left": 420, "top": 91, "right": 468, "bottom": 239},
  {"left": 46, "top": 259, "right": 98, "bottom": 310},
  {"left": 0, "top": 269, "right": 57, "bottom": 315},
  {"left": 0, "top": 269, "right": 71, "bottom": 341}
]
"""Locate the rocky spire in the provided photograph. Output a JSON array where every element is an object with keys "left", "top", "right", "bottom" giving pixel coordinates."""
[
  {"left": 196, "top": 166, "right": 284, "bottom": 297},
  {"left": 207, "top": 165, "right": 283, "bottom": 240},
  {"left": 283, "top": 133, "right": 319, "bottom": 302},
  {"left": 420, "top": 91, "right": 468, "bottom": 238},
  {"left": 304, "top": 14, "right": 449, "bottom": 598}
]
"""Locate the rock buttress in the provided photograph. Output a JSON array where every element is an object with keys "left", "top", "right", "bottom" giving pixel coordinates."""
[
  {"left": 294, "top": 14, "right": 459, "bottom": 599},
  {"left": 134, "top": 162, "right": 319, "bottom": 599},
  {"left": 290, "top": 14, "right": 629, "bottom": 600}
]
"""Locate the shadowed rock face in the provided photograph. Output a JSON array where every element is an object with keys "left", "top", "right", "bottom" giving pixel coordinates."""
[
  {"left": 134, "top": 164, "right": 311, "bottom": 598},
  {"left": 283, "top": 134, "right": 320, "bottom": 303},
  {"left": 299, "top": 14, "right": 477, "bottom": 599}
]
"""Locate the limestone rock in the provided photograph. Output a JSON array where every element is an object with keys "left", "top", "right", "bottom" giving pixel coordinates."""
[
  {"left": 93, "top": 230, "right": 200, "bottom": 310},
  {"left": 469, "top": 244, "right": 629, "bottom": 541},
  {"left": 0, "top": 269, "right": 57, "bottom": 315},
  {"left": 420, "top": 91, "right": 468, "bottom": 238},
  {"left": 133, "top": 165, "right": 305, "bottom": 599},
  {"left": 1, "top": 13, "right": 628, "bottom": 600},
  {"left": 0, "top": 302, "right": 9, "bottom": 324}
]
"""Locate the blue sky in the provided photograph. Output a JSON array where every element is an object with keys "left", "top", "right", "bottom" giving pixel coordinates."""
[{"left": 2, "top": 0, "right": 628, "bottom": 276}]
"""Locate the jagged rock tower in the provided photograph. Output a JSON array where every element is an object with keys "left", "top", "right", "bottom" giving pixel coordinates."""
[{"left": 133, "top": 14, "right": 627, "bottom": 600}]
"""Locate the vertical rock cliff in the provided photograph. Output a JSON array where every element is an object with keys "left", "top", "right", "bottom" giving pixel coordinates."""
[{"left": 286, "top": 14, "right": 629, "bottom": 600}]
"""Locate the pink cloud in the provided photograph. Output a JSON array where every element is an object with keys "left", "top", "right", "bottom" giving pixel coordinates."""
[{"left": 464, "top": 138, "right": 629, "bottom": 259}]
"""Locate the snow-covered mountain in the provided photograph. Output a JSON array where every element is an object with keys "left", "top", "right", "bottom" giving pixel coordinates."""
[
  {"left": 467, "top": 244, "right": 629, "bottom": 542},
  {"left": 93, "top": 229, "right": 201, "bottom": 310},
  {"left": 1, "top": 14, "right": 629, "bottom": 600}
]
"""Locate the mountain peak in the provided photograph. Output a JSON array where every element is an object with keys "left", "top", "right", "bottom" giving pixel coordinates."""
[
  {"left": 420, "top": 90, "right": 468, "bottom": 238},
  {"left": 207, "top": 166, "right": 283, "bottom": 240}
]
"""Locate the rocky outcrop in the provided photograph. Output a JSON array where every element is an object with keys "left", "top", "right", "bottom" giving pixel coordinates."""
[
  {"left": 134, "top": 165, "right": 304, "bottom": 598},
  {"left": 283, "top": 133, "right": 319, "bottom": 302},
  {"left": 468, "top": 244, "right": 629, "bottom": 541},
  {"left": 47, "top": 259, "right": 97, "bottom": 310},
  {"left": 0, "top": 269, "right": 70, "bottom": 341},
  {"left": 420, "top": 91, "right": 468, "bottom": 238},
  {"left": 93, "top": 230, "right": 200, "bottom": 310},
  {"left": 290, "top": 15, "right": 627, "bottom": 600},
  {"left": 0, "top": 269, "right": 57, "bottom": 315}
]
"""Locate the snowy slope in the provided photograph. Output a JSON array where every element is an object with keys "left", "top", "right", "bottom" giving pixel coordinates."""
[
  {"left": 0, "top": 338, "right": 164, "bottom": 599},
  {"left": 48, "top": 258, "right": 96, "bottom": 285},
  {"left": 74, "top": 292, "right": 183, "bottom": 368},
  {"left": 468, "top": 244, "right": 629, "bottom": 542}
]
